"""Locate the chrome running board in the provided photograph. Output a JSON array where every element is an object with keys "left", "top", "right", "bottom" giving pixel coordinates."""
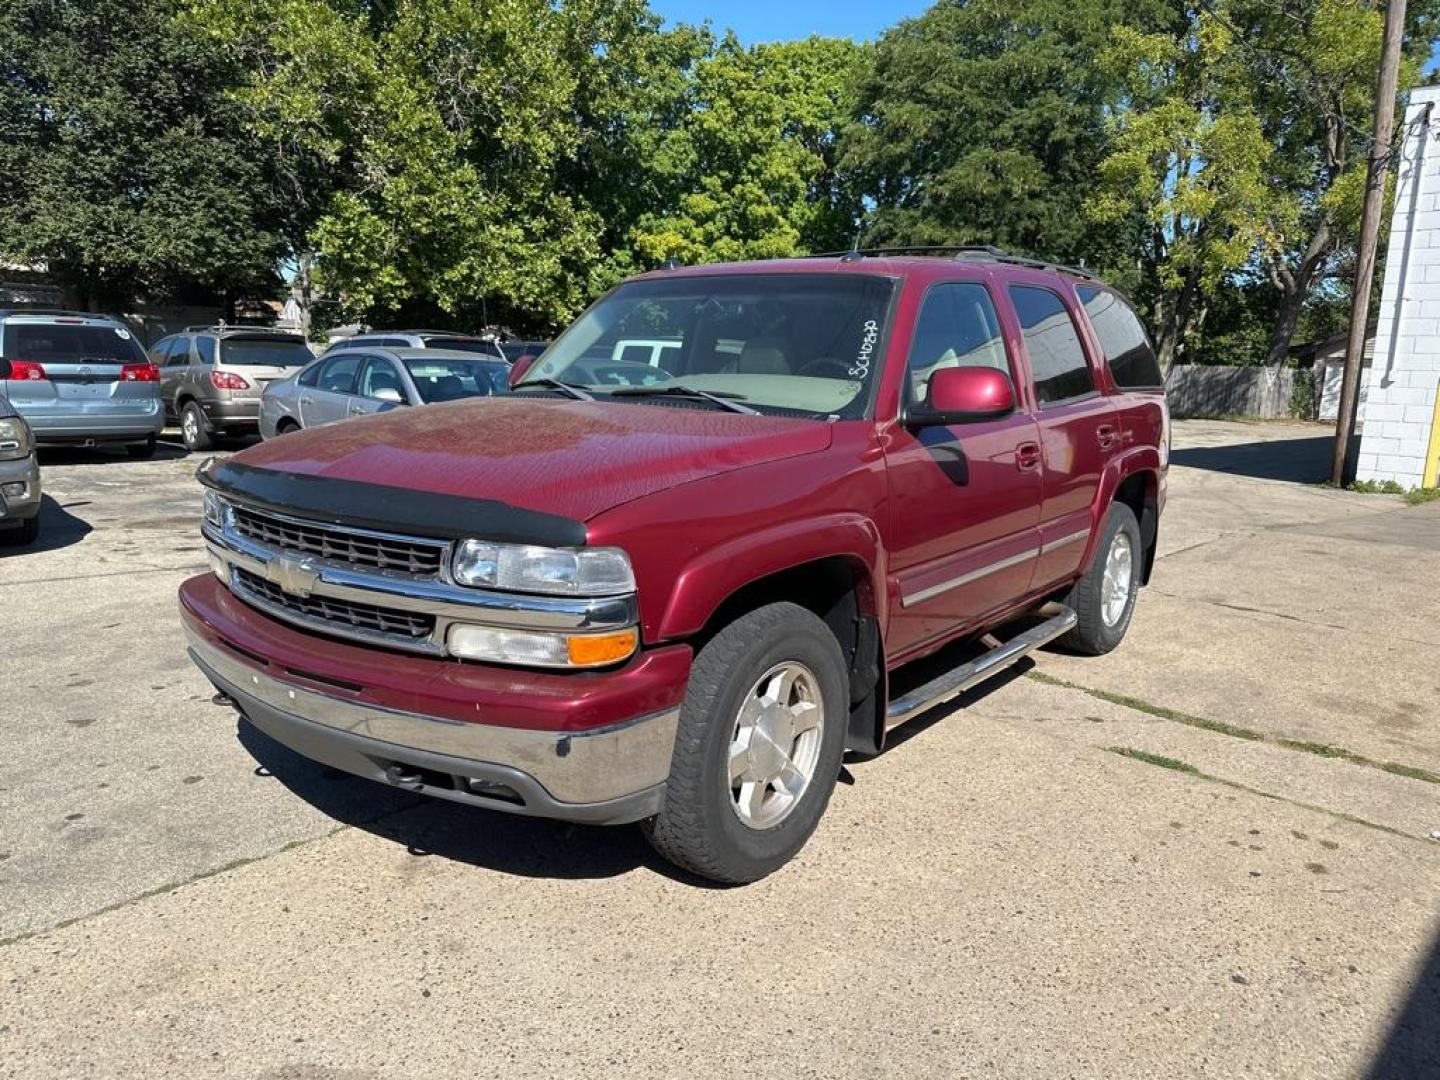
[{"left": 885, "top": 603, "right": 1077, "bottom": 730}]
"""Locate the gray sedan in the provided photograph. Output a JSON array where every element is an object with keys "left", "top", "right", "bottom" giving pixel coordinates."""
[
  {"left": 259, "top": 347, "right": 511, "bottom": 439},
  {"left": 0, "top": 368, "right": 42, "bottom": 546}
]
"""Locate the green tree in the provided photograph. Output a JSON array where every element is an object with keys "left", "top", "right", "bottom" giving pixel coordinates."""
[
  {"left": 0, "top": 0, "right": 284, "bottom": 311},
  {"left": 840, "top": 0, "right": 1167, "bottom": 264},
  {"left": 191, "top": 0, "right": 709, "bottom": 334},
  {"left": 631, "top": 34, "right": 866, "bottom": 264}
]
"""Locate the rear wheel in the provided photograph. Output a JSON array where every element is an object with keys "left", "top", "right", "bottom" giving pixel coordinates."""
[
  {"left": 642, "top": 602, "right": 847, "bottom": 884},
  {"left": 1059, "top": 502, "right": 1141, "bottom": 656},
  {"left": 275, "top": 418, "right": 301, "bottom": 436},
  {"left": 127, "top": 435, "right": 157, "bottom": 459},
  {"left": 0, "top": 516, "right": 39, "bottom": 547},
  {"left": 180, "top": 402, "right": 211, "bottom": 451}
]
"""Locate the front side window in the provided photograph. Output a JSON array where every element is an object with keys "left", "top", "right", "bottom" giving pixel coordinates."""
[
  {"left": 521, "top": 273, "right": 897, "bottom": 418},
  {"left": 1008, "top": 286, "right": 1094, "bottom": 405},
  {"left": 221, "top": 336, "right": 313, "bottom": 368},
  {"left": 905, "top": 283, "right": 1009, "bottom": 406},
  {"left": 1076, "top": 286, "right": 1162, "bottom": 389},
  {"left": 403, "top": 356, "right": 509, "bottom": 402}
]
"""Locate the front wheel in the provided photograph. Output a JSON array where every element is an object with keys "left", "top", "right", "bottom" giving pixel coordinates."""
[
  {"left": 0, "top": 516, "right": 39, "bottom": 547},
  {"left": 1059, "top": 502, "right": 1141, "bottom": 656},
  {"left": 642, "top": 602, "right": 848, "bottom": 884}
]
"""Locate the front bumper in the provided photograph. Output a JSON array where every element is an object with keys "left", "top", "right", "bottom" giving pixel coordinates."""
[
  {"left": 0, "top": 454, "right": 41, "bottom": 521},
  {"left": 180, "top": 574, "right": 691, "bottom": 824}
]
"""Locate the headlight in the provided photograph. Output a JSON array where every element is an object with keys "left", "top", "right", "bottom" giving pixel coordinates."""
[
  {"left": 447, "top": 624, "right": 639, "bottom": 668},
  {"left": 0, "top": 417, "right": 32, "bottom": 459},
  {"left": 203, "top": 489, "right": 228, "bottom": 529},
  {"left": 451, "top": 541, "right": 635, "bottom": 596}
]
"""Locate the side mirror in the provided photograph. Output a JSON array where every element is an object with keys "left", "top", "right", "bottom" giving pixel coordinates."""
[
  {"left": 372, "top": 386, "right": 405, "bottom": 404},
  {"left": 0, "top": 358, "right": 10, "bottom": 379},
  {"left": 909, "top": 367, "right": 1015, "bottom": 427},
  {"left": 508, "top": 354, "right": 537, "bottom": 386}
]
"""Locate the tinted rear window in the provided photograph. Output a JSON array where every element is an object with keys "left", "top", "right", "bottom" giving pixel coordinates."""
[
  {"left": 221, "top": 338, "right": 313, "bottom": 367},
  {"left": 3, "top": 323, "right": 146, "bottom": 365},
  {"left": 423, "top": 337, "right": 502, "bottom": 358},
  {"left": 1076, "top": 286, "right": 1163, "bottom": 388}
]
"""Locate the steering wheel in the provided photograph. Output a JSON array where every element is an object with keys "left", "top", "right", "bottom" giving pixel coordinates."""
[{"left": 797, "top": 357, "right": 854, "bottom": 379}]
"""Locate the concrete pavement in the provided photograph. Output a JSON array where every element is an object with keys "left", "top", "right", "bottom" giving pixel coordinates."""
[{"left": 1, "top": 421, "right": 1437, "bottom": 1079}]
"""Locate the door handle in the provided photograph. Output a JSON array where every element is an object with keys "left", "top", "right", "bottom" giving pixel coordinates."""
[
  {"left": 1016, "top": 441, "right": 1041, "bottom": 471},
  {"left": 1097, "top": 424, "right": 1117, "bottom": 450}
]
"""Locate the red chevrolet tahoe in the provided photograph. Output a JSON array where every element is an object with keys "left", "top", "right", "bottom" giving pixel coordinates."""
[{"left": 180, "top": 249, "right": 1168, "bottom": 883}]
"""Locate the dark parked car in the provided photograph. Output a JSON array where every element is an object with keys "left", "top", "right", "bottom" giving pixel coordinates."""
[
  {"left": 321, "top": 330, "right": 509, "bottom": 363},
  {"left": 259, "top": 348, "right": 510, "bottom": 438},
  {"left": 149, "top": 327, "right": 314, "bottom": 450},
  {"left": 183, "top": 247, "right": 1167, "bottom": 883},
  {"left": 0, "top": 367, "right": 42, "bottom": 546}
]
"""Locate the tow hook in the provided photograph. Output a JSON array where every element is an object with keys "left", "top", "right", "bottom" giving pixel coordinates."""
[
  {"left": 384, "top": 763, "right": 425, "bottom": 788},
  {"left": 211, "top": 691, "right": 235, "bottom": 708}
]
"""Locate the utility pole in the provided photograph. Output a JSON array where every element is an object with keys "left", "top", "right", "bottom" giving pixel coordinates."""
[{"left": 1332, "top": 0, "right": 1408, "bottom": 485}]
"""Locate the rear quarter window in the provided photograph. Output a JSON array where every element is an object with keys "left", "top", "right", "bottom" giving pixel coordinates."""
[{"left": 1076, "top": 286, "right": 1163, "bottom": 389}]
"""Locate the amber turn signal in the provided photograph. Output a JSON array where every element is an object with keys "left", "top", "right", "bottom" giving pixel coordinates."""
[{"left": 566, "top": 628, "right": 640, "bottom": 667}]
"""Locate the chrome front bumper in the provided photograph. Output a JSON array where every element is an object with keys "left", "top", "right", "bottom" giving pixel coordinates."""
[{"left": 186, "top": 627, "right": 678, "bottom": 824}]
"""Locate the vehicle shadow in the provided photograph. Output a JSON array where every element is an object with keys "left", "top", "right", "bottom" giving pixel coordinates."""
[
  {"left": 1169, "top": 435, "right": 1333, "bottom": 483},
  {"left": 37, "top": 441, "right": 190, "bottom": 466},
  {"left": 235, "top": 717, "right": 715, "bottom": 886},
  {"left": 1, "top": 494, "right": 91, "bottom": 555},
  {"left": 1366, "top": 920, "right": 1440, "bottom": 1079}
]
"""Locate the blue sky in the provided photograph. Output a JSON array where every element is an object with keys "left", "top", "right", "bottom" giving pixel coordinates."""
[{"left": 652, "top": 0, "right": 933, "bottom": 42}]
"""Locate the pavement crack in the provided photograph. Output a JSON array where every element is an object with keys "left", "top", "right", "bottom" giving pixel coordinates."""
[
  {"left": 1027, "top": 671, "right": 1440, "bottom": 787},
  {"left": 1147, "top": 589, "right": 1350, "bottom": 631},
  {"left": 0, "top": 563, "right": 207, "bottom": 588}
]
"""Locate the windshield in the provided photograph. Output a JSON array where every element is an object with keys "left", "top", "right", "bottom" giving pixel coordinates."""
[
  {"left": 221, "top": 337, "right": 313, "bottom": 367},
  {"left": 3, "top": 323, "right": 147, "bottom": 365},
  {"left": 403, "top": 356, "right": 509, "bottom": 402},
  {"left": 519, "top": 274, "right": 896, "bottom": 418}
]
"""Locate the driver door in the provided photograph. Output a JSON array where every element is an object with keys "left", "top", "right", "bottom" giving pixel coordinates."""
[{"left": 884, "top": 281, "right": 1043, "bottom": 657}]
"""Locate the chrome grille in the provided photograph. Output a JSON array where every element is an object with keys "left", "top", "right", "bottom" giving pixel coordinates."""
[
  {"left": 230, "top": 505, "right": 447, "bottom": 576},
  {"left": 232, "top": 566, "right": 435, "bottom": 642}
]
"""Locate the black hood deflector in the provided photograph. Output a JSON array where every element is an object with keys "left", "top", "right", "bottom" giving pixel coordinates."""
[{"left": 199, "top": 459, "right": 587, "bottom": 547}]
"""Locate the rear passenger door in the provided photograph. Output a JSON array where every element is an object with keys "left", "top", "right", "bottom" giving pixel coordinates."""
[
  {"left": 1006, "top": 283, "right": 1117, "bottom": 590},
  {"left": 299, "top": 353, "right": 363, "bottom": 427},
  {"left": 884, "top": 281, "right": 1043, "bottom": 655}
]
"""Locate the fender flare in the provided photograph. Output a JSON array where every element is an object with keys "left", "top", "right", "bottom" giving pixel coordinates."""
[
  {"left": 1084, "top": 446, "right": 1161, "bottom": 571},
  {"left": 655, "top": 512, "right": 886, "bottom": 643}
]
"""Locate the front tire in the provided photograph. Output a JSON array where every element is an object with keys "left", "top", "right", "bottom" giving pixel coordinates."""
[
  {"left": 642, "top": 602, "right": 848, "bottom": 884},
  {"left": 0, "top": 516, "right": 39, "bottom": 547},
  {"left": 180, "top": 402, "right": 212, "bottom": 451},
  {"left": 1059, "top": 502, "right": 1141, "bottom": 656}
]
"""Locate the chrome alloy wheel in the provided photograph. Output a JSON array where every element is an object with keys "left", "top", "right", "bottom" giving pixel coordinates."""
[
  {"left": 728, "top": 661, "right": 825, "bottom": 830},
  {"left": 182, "top": 408, "right": 200, "bottom": 446},
  {"left": 1101, "top": 530, "right": 1135, "bottom": 627}
]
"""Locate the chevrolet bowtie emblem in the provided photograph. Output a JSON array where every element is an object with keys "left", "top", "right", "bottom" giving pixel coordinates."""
[{"left": 265, "top": 554, "right": 320, "bottom": 598}]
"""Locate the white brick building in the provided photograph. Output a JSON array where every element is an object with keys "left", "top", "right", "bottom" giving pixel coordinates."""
[{"left": 1357, "top": 84, "right": 1440, "bottom": 488}]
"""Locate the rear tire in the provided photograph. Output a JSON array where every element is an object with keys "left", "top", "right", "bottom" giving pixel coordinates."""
[
  {"left": 181, "top": 402, "right": 211, "bottom": 452},
  {"left": 642, "top": 602, "right": 848, "bottom": 884},
  {"left": 0, "top": 516, "right": 39, "bottom": 547},
  {"left": 127, "top": 435, "right": 157, "bottom": 459},
  {"left": 276, "top": 418, "right": 301, "bottom": 436},
  {"left": 1059, "top": 502, "right": 1141, "bottom": 656}
]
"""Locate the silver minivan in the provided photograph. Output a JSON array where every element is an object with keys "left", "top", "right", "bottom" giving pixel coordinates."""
[{"left": 0, "top": 310, "right": 165, "bottom": 456}]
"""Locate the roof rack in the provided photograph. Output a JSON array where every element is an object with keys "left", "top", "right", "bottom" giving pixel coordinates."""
[
  {"left": 0, "top": 307, "right": 112, "bottom": 319},
  {"left": 182, "top": 324, "right": 294, "bottom": 334},
  {"left": 810, "top": 245, "right": 1100, "bottom": 282}
]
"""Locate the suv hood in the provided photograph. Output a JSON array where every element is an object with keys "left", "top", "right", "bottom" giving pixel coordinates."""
[{"left": 234, "top": 396, "right": 833, "bottom": 524}]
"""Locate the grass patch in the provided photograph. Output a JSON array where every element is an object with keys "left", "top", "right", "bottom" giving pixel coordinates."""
[
  {"left": 1106, "top": 746, "right": 1200, "bottom": 774},
  {"left": 1348, "top": 478, "right": 1406, "bottom": 495},
  {"left": 1405, "top": 486, "right": 1440, "bottom": 506},
  {"left": 1030, "top": 672, "right": 1439, "bottom": 786}
]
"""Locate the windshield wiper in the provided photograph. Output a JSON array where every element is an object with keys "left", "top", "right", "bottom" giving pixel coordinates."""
[
  {"left": 513, "top": 377, "right": 594, "bottom": 401},
  {"left": 607, "top": 385, "right": 760, "bottom": 415}
]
